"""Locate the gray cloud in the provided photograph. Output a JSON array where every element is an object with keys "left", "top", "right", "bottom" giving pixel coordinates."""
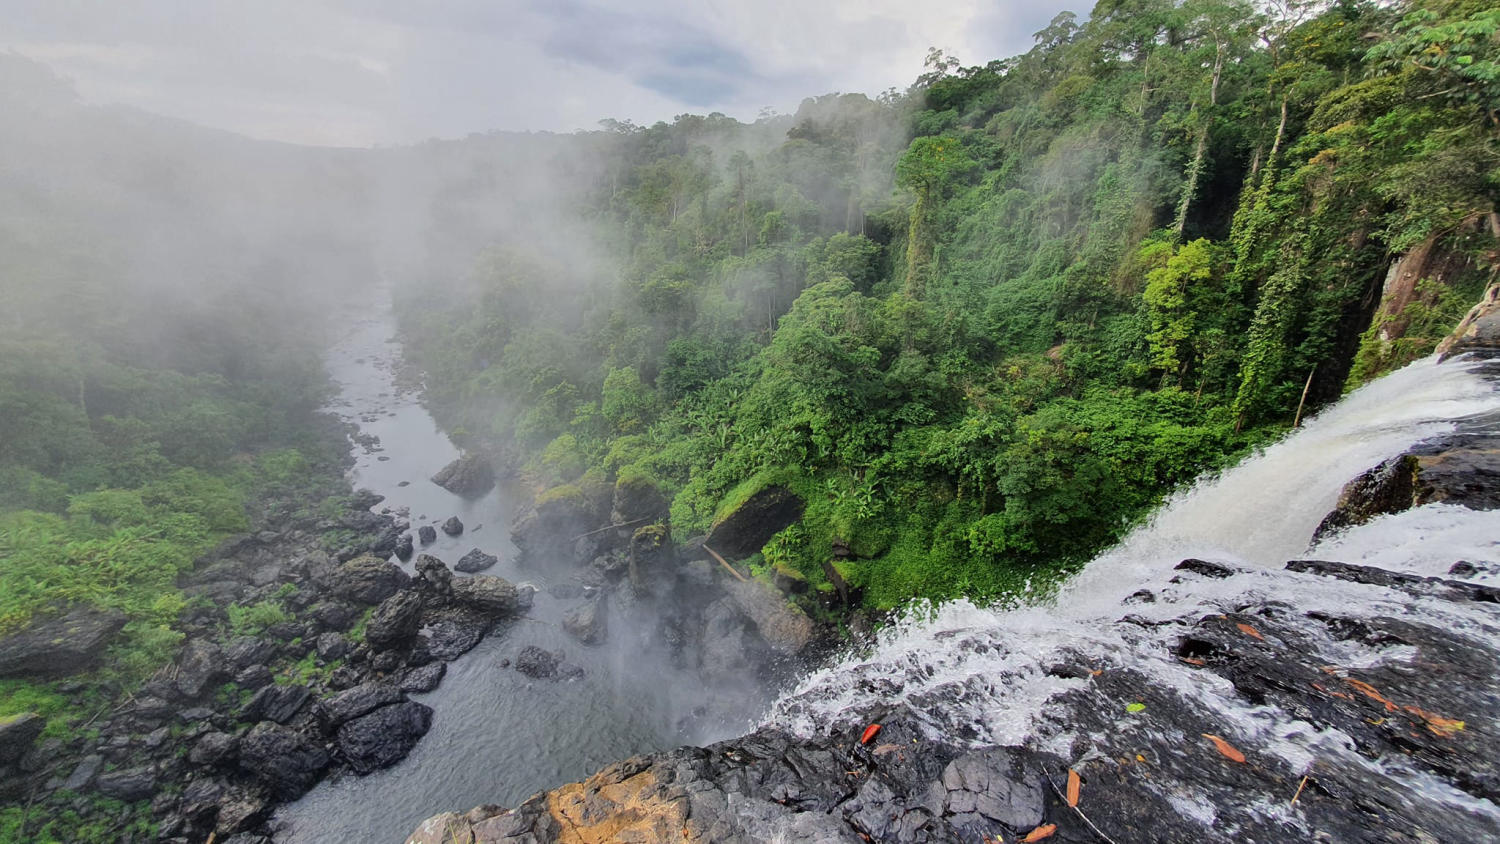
[{"left": 1, "top": 0, "right": 1081, "bottom": 146}]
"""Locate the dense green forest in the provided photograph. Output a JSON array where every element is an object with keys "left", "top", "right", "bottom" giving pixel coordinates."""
[{"left": 400, "top": 0, "right": 1499, "bottom": 610}]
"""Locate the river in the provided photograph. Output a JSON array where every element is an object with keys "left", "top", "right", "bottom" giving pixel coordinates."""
[{"left": 272, "top": 304, "right": 763, "bottom": 841}]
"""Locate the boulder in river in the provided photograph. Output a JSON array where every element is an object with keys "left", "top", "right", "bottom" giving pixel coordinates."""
[
  {"left": 332, "top": 555, "right": 411, "bottom": 605},
  {"left": 514, "top": 645, "right": 561, "bottom": 679},
  {"left": 336, "top": 700, "right": 433, "bottom": 775},
  {"left": 318, "top": 683, "right": 406, "bottom": 728},
  {"left": 237, "top": 722, "right": 329, "bottom": 800},
  {"left": 430, "top": 453, "right": 496, "bottom": 497},
  {"left": 442, "top": 516, "right": 464, "bottom": 536},
  {"left": 417, "top": 525, "right": 437, "bottom": 545},
  {"left": 450, "top": 575, "right": 519, "bottom": 617},
  {"left": 562, "top": 596, "right": 607, "bottom": 646},
  {"left": 704, "top": 484, "right": 805, "bottom": 559},
  {"left": 454, "top": 548, "right": 497, "bottom": 573},
  {"left": 393, "top": 533, "right": 414, "bottom": 561},
  {"left": 0, "top": 606, "right": 126, "bottom": 678}
]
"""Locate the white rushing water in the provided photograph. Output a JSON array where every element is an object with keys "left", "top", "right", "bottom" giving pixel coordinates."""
[{"left": 769, "top": 354, "right": 1500, "bottom": 774}]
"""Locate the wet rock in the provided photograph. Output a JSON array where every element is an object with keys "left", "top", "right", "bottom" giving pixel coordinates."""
[
  {"left": 1173, "top": 558, "right": 1240, "bottom": 579},
  {"left": 442, "top": 516, "right": 464, "bottom": 536},
  {"left": 393, "top": 534, "right": 415, "bottom": 562},
  {"left": 328, "top": 666, "right": 361, "bottom": 690},
  {"left": 0, "top": 606, "right": 127, "bottom": 678},
  {"left": 562, "top": 596, "right": 607, "bottom": 645},
  {"left": 349, "top": 489, "right": 385, "bottom": 511},
  {"left": 336, "top": 701, "right": 433, "bottom": 775},
  {"left": 235, "top": 664, "right": 273, "bottom": 690},
  {"left": 725, "top": 579, "right": 815, "bottom": 655},
  {"left": 319, "top": 683, "right": 405, "bottom": 728},
  {"left": 306, "top": 602, "right": 361, "bottom": 633},
  {"left": 421, "top": 611, "right": 489, "bottom": 660},
  {"left": 0, "top": 713, "right": 43, "bottom": 764},
  {"left": 450, "top": 575, "right": 518, "bottom": 617},
  {"left": 188, "top": 731, "right": 239, "bottom": 767},
  {"left": 1287, "top": 558, "right": 1500, "bottom": 603},
  {"left": 431, "top": 453, "right": 496, "bottom": 498},
  {"left": 237, "top": 722, "right": 329, "bottom": 800},
  {"left": 417, "top": 525, "right": 437, "bottom": 545},
  {"left": 215, "top": 787, "right": 273, "bottom": 836},
  {"left": 515, "top": 646, "right": 561, "bottom": 679},
  {"left": 315, "top": 632, "right": 351, "bottom": 661},
  {"left": 243, "top": 684, "right": 311, "bottom": 724},
  {"left": 366, "top": 590, "right": 424, "bottom": 649},
  {"left": 510, "top": 484, "right": 606, "bottom": 563},
  {"left": 455, "top": 548, "right": 498, "bottom": 573},
  {"left": 1314, "top": 454, "right": 1421, "bottom": 540},
  {"left": 401, "top": 662, "right": 446, "bottom": 693},
  {"left": 705, "top": 484, "right": 805, "bottom": 559},
  {"left": 226, "top": 636, "right": 278, "bottom": 669},
  {"left": 175, "top": 639, "right": 227, "bottom": 699},
  {"left": 95, "top": 765, "right": 157, "bottom": 801},
  {"left": 333, "top": 555, "right": 411, "bottom": 605},
  {"left": 62, "top": 754, "right": 103, "bottom": 791},
  {"left": 1437, "top": 281, "right": 1500, "bottom": 360},
  {"left": 628, "top": 523, "right": 672, "bottom": 594}
]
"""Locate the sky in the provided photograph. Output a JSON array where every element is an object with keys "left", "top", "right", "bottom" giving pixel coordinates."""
[{"left": 1, "top": 0, "right": 1081, "bottom": 147}]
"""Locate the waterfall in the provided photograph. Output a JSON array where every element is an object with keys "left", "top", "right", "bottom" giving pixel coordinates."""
[{"left": 768, "top": 354, "right": 1500, "bottom": 785}]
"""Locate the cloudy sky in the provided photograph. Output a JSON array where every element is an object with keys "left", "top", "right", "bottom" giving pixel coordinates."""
[{"left": 2, "top": 0, "right": 1081, "bottom": 147}]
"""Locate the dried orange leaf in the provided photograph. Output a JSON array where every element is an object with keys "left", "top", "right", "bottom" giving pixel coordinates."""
[
  {"left": 1023, "top": 824, "right": 1057, "bottom": 842},
  {"left": 1202, "top": 733, "right": 1247, "bottom": 764},
  {"left": 1236, "top": 622, "right": 1264, "bottom": 641},
  {"left": 1066, "top": 769, "right": 1081, "bottom": 807}
]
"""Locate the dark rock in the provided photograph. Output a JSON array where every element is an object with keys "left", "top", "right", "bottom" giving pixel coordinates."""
[
  {"left": 611, "top": 472, "right": 667, "bottom": 524},
  {"left": 328, "top": 666, "right": 361, "bottom": 690},
  {"left": 333, "top": 555, "right": 411, "bottom": 605},
  {"left": 215, "top": 786, "right": 272, "bottom": 836},
  {"left": 315, "top": 632, "right": 351, "bottom": 661},
  {"left": 0, "top": 606, "right": 127, "bottom": 678},
  {"left": 366, "top": 590, "right": 424, "bottom": 649},
  {"left": 95, "top": 765, "right": 157, "bottom": 801},
  {"left": 179, "top": 706, "right": 215, "bottom": 722},
  {"left": 237, "top": 722, "right": 329, "bottom": 800},
  {"left": 371, "top": 649, "right": 404, "bottom": 672},
  {"left": 401, "top": 662, "right": 446, "bottom": 693},
  {"left": 772, "top": 564, "right": 809, "bottom": 595},
  {"left": 188, "top": 732, "right": 239, "bottom": 767},
  {"left": 515, "top": 646, "right": 561, "bottom": 679},
  {"left": 61, "top": 754, "right": 103, "bottom": 791},
  {"left": 549, "top": 582, "right": 585, "bottom": 600},
  {"left": 263, "top": 620, "right": 308, "bottom": 643},
  {"left": 1173, "top": 558, "right": 1240, "bottom": 579},
  {"left": 0, "top": 713, "right": 43, "bottom": 764},
  {"left": 417, "top": 525, "right": 437, "bottom": 545},
  {"left": 628, "top": 523, "right": 672, "bottom": 594},
  {"left": 562, "top": 596, "right": 607, "bottom": 645},
  {"left": 1314, "top": 455, "right": 1421, "bottom": 540},
  {"left": 226, "top": 637, "right": 277, "bottom": 669},
  {"left": 336, "top": 701, "right": 433, "bottom": 775},
  {"left": 455, "top": 548, "right": 498, "bottom": 573},
  {"left": 422, "top": 611, "right": 489, "bottom": 660},
  {"left": 431, "top": 453, "right": 496, "bottom": 498},
  {"left": 243, "top": 684, "right": 311, "bottom": 724},
  {"left": 510, "top": 485, "right": 606, "bottom": 563},
  {"left": 318, "top": 683, "right": 405, "bottom": 728},
  {"left": 450, "top": 575, "right": 518, "bottom": 617},
  {"left": 306, "top": 601, "right": 361, "bottom": 633},
  {"left": 349, "top": 489, "right": 385, "bottom": 511},
  {"left": 442, "top": 516, "right": 464, "bottom": 536},
  {"left": 175, "top": 639, "right": 227, "bottom": 699},
  {"left": 413, "top": 554, "right": 454, "bottom": 600},
  {"left": 393, "top": 534, "right": 415, "bottom": 562},
  {"left": 235, "top": 664, "right": 273, "bottom": 690},
  {"left": 1287, "top": 558, "right": 1500, "bottom": 603},
  {"left": 126, "top": 695, "right": 175, "bottom": 726},
  {"left": 725, "top": 579, "right": 815, "bottom": 655},
  {"left": 704, "top": 484, "right": 805, "bottom": 559},
  {"left": 1437, "top": 282, "right": 1500, "bottom": 360}
]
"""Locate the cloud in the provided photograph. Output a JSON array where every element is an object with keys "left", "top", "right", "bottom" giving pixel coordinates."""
[{"left": 0, "top": 0, "right": 1081, "bottom": 146}]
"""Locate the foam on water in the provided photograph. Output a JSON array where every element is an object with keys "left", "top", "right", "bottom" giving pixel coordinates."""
[{"left": 768, "top": 355, "right": 1500, "bottom": 798}]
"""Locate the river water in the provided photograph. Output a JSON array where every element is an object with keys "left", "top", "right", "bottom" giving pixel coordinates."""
[{"left": 272, "top": 306, "right": 761, "bottom": 842}]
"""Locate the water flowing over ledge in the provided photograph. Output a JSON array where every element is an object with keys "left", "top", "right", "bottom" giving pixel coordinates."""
[{"left": 411, "top": 354, "right": 1500, "bottom": 843}]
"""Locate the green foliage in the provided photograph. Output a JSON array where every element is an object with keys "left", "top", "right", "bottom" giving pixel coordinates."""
[{"left": 397, "top": 0, "right": 1498, "bottom": 616}]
